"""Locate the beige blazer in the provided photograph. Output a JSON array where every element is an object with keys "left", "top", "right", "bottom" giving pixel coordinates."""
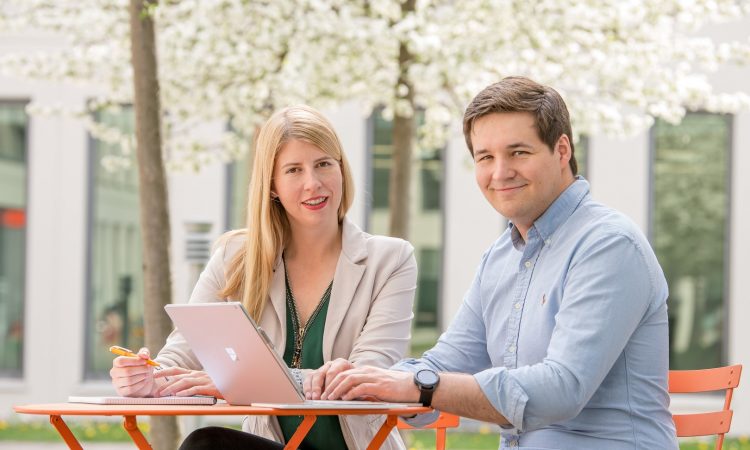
[{"left": 156, "top": 218, "right": 417, "bottom": 450}]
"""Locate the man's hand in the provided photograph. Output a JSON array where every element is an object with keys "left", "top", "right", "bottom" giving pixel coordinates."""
[
  {"left": 154, "top": 367, "right": 223, "bottom": 399},
  {"left": 321, "top": 366, "right": 511, "bottom": 425},
  {"left": 304, "top": 358, "right": 355, "bottom": 400},
  {"left": 321, "top": 366, "right": 420, "bottom": 403}
]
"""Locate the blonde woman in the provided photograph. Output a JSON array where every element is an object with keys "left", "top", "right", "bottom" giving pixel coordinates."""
[{"left": 109, "top": 105, "right": 417, "bottom": 450}]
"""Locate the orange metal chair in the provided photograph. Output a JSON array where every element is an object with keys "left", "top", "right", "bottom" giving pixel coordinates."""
[
  {"left": 669, "top": 364, "right": 742, "bottom": 450},
  {"left": 398, "top": 412, "right": 460, "bottom": 450}
]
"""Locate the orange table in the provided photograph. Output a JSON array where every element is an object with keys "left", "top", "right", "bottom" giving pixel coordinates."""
[{"left": 14, "top": 402, "right": 431, "bottom": 450}]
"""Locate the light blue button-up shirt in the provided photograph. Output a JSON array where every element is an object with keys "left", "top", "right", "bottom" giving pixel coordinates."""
[{"left": 396, "top": 178, "right": 677, "bottom": 449}]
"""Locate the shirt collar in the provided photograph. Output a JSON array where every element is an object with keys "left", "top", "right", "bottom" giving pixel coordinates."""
[{"left": 508, "top": 176, "right": 590, "bottom": 246}]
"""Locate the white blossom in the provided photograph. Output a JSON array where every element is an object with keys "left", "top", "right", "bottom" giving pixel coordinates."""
[{"left": 1, "top": 0, "right": 748, "bottom": 168}]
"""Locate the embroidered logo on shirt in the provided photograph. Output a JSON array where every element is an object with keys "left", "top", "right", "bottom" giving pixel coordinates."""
[{"left": 541, "top": 294, "right": 547, "bottom": 306}]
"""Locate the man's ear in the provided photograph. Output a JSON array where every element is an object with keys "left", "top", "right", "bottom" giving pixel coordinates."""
[{"left": 555, "top": 134, "right": 572, "bottom": 169}]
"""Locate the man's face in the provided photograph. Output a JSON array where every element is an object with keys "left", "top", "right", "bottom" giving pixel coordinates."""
[{"left": 471, "top": 112, "right": 573, "bottom": 236}]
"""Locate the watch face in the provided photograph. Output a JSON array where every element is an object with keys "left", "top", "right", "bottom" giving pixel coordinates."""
[{"left": 417, "top": 369, "right": 439, "bottom": 386}]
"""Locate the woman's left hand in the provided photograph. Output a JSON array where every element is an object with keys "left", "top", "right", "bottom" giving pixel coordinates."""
[
  {"left": 154, "top": 367, "right": 223, "bottom": 399},
  {"left": 303, "top": 358, "right": 355, "bottom": 400}
]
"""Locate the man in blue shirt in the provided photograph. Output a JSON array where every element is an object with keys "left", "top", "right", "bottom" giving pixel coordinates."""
[{"left": 307, "top": 76, "right": 678, "bottom": 449}]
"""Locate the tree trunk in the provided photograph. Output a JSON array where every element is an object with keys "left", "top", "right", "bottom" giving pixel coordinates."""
[
  {"left": 388, "top": 0, "right": 416, "bottom": 240},
  {"left": 128, "top": 1, "right": 179, "bottom": 448}
]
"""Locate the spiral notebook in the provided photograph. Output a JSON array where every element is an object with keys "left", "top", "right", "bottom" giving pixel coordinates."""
[{"left": 68, "top": 395, "right": 217, "bottom": 405}]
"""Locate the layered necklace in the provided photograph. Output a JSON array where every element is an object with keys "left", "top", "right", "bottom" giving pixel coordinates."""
[{"left": 283, "top": 259, "right": 333, "bottom": 369}]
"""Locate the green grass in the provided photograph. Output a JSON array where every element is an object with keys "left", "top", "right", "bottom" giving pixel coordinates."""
[
  {"left": 403, "top": 430, "right": 499, "bottom": 449},
  {"left": 0, "top": 418, "right": 144, "bottom": 442},
  {"left": 403, "top": 430, "right": 750, "bottom": 450},
  {"left": 1, "top": 419, "right": 749, "bottom": 449}
]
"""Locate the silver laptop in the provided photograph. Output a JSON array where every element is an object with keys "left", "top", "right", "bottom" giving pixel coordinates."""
[{"left": 164, "top": 302, "right": 418, "bottom": 409}]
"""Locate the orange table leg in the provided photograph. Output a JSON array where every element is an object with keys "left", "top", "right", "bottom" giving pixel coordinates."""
[
  {"left": 123, "top": 415, "right": 152, "bottom": 450},
  {"left": 436, "top": 427, "right": 447, "bottom": 450},
  {"left": 284, "top": 415, "right": 317, "bottom": 450},
  {"left": 367, "top": 415, "right": 398, "bottom": 450},
  {"left": 49, "top": 415, "right": 83, "bottom": 450}
]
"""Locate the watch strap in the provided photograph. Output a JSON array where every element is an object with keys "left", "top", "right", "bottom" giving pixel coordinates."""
[{"left": 418, "top": 387, "right": 435, "bottom": 407}]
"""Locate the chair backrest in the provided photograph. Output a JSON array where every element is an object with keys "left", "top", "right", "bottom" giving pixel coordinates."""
[
  {"left": 669, "top": 364, "right": 742, "bottom": 450},
  {"left": 397, "top": 412, "right": 460, "bottom": 450}
]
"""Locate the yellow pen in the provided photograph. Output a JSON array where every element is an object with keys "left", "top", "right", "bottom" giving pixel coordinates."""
[{"left": 109, "top": 345, "right": 161, "bottom": 367}]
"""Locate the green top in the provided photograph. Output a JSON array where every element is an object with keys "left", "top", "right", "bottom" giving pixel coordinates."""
[{"left": 278, "top": 268, "right": 348, "bottom": 450}]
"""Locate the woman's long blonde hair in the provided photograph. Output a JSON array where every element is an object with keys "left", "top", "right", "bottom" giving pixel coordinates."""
[{"left": 219, "top": 105, "right": 355, "bottom": 322}]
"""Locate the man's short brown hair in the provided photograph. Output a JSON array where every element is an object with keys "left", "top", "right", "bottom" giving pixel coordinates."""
[{"left": 463, "top": 76, "right": 578, "bottom": 176}]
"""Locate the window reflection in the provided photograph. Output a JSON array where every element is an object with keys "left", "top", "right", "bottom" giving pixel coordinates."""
[
  {"left": 652, "top": 113, "right": 730, "bottom": 370},
  {"left": 86, "top": 107, "right": 144, "bottom": 378},
  {"left": 576, "top": 135, "right": 589, "bottom": 180},
  {"left": 0, "top": 102, "right": 27, "bottom": 377}
]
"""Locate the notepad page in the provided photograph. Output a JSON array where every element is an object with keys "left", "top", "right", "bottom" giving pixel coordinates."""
[{"left": 68, "top": 395, "right": 216, "bottom": 405}]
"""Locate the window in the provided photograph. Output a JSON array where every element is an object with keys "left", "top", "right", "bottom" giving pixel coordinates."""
[
  {"left": 226, "top": 150, "right": 252, "bottom": 231},
  {"left": 651, "top": 113, "right": 731, "bottom": 370},
  {"left": 370, "top": 112, "right": 443, "bottom": 213},
  {"left": 85, "top": 107, "right": 145, "bottom": 378},
  {"left": 368, "top": 110, "right": 443, "bottom": 341},
  {"left": 0, "top": 102, "right": 27, "bottom": 377},
  {"left": 415, "top": 248, "right": 440, "bottom": 327},
  {"left": 371, "top": 113, "right": 392, "bottom": 209},
  {"left": 575, "top": 135, "right": 589, "bottom": 180}
]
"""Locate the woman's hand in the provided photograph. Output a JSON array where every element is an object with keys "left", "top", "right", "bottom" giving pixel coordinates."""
[
  {"left": 303, "top": 358, "right": 355, "bottom": 400},
  {"left": 154, "top": 367, "right": 223, "bottom": 399},
  {"left": 109, "top": 347, "right": 160, "bottom": 398}
]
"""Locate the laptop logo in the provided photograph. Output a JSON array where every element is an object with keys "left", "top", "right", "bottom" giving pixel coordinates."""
[{"left": 225, "top": 347, "right": 239, "bottom": 362}]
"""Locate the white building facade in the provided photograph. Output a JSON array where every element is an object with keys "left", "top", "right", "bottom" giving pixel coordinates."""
[{"left": 1, "top": 20, "right": 749, "bottom": 438}]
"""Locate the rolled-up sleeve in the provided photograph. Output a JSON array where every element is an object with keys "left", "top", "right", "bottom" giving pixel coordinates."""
[{"left": 473, "top": 368, "right": 528, "bottom": 431}]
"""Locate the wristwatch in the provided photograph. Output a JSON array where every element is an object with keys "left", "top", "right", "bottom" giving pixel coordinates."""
[{"left": 414, "top": 368, "right": 440, "bottom": 407}]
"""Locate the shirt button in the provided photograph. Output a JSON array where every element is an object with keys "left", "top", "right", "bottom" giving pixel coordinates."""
[
  {"left": 545, "top": 238, "right": 551, "bottom": 245},
  {"left": 508, "top": 345, "right": 516, "bottom": 353},
  {"left": 514, "top": 302, "right": 521, "bottom": 310},
  {"left": 524, "top": 260, "right": 532, "bottom": 268}
]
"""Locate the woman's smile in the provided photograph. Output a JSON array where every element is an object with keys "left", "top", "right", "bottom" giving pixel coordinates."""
[{"left": 302, "top": 196, "right": 329, "bottom": 210}]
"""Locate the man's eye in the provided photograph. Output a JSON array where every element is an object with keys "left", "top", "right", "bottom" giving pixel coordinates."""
[{"left": 512, "top": 151, "right": 528, "bottom": 157}]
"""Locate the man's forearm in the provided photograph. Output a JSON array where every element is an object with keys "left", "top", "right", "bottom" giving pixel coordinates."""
[{"left": 432, "top": 373, "right": 510, "bottom": 425}]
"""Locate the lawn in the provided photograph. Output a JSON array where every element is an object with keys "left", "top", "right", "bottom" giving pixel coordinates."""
[
  {"left": 2, "top": 419, "right": 749, "bottom": 449},
  {"left": 403, "top": 430, "right": 750, "bottom": 450},
  {"left": 0, "top": 418, "right": 144, "bottom": 442}
]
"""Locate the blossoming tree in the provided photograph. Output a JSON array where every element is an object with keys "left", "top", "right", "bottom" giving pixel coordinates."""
[{"left": 3, "top": 0, "right": 749, "bottom": 233}]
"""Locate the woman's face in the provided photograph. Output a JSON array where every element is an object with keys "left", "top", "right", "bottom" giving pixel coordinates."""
[{"left": 271, "top": 139, "right": 343, "bottom": 230}]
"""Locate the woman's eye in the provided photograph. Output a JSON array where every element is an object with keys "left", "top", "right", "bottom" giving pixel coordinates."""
[
  {"left": 286, "top": 167, "right": 300, "bottom": 174},
  {"left": 317, "top": 160, "right": 333, "bottom": 167}
]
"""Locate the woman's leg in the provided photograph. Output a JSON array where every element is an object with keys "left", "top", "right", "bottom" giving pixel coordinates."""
[{"left": 179, "top": 426, "right": 285, "bottom": 450}]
